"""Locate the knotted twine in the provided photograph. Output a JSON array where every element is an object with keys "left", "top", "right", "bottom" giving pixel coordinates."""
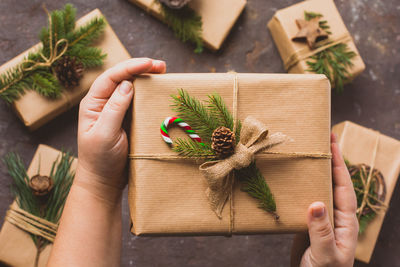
[
  {"left": 349, "top": 132, "right": 388, "bottom": 220},
  {"left": 0, "top": 5, "right": 69, "bottom": 96},
  {"left": 284, "top": 33, "right": 352, "bottom": 72},
  {"left": 128, "top": 74, "right": 332, "bottom": 234},
  {"left": 5, "top": 204, "right": 58, "bottom": 243}
]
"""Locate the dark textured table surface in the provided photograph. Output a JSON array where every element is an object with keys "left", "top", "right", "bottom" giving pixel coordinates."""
[{"left": 0, "top": 0, "right": 399, "bottom": 266}]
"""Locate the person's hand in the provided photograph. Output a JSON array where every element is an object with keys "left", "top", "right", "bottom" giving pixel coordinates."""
[
  {"left": 76, "top": 58, "right": 166, "bottom": 203},
  {"left": 292, "top": 133, "right": 359, "bottom": 267}
]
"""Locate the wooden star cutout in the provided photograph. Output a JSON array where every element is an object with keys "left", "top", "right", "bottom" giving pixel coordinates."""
[{"left": 292, "top": 17, "right": 329, "bottom": 49}]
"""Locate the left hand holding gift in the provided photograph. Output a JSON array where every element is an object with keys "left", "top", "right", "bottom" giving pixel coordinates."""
[
  {"left": 77, "top": 58, "right": 166, "bottom": 201},
  {"left": 292, "top": 134, "right": 359, "bottom": 267},
  {"left": 49, "top": 58, "right": 166, "bottom": 267}
]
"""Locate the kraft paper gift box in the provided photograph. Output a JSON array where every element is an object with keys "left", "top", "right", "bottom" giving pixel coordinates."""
[
  {"left": 268, "top": 0, "right": 365, "bottom": 85},
  {"left": 129, "top": 73, "right": 333, "bottom": 236},
  {"left": 128, "top": 0, "right": 246, "bottom": 51},
  {"left": 332, "top": 121, "right": 400, "bottom": 263},
  {"left": 0, "top": 144, "right": 77, "bottom": 267},
  {"left": 0, "top": 9, "right": 131, "bottom": 131}
]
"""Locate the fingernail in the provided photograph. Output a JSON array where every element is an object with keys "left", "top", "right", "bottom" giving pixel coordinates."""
[
  {"left": 312, "top": 203, "right": 325, "bottom": 218},
  {"left": 153, "top": 60, "right": 165, "bottom": 67},
  {"left": 119, "top": 81, "right": 132, "bottom": 95}
]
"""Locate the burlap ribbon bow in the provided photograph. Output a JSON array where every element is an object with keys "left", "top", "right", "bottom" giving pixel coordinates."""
[{"left": 199, "top": 116, "right": 287, "bottom": 218}]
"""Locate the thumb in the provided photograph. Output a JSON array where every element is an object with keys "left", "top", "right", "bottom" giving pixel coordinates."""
[
  {"left": 307, "top": 202, "right": 336, "bottom": 261},
  {"left": 96, "top": 80, "right": 133, "bottom": 136}
]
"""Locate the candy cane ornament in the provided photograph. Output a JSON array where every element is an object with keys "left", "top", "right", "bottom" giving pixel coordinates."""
[{"left": 160, "top": 117, "right": 204, "bottom": 146}]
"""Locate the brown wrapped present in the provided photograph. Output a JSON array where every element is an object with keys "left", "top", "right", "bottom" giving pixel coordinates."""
[
  {"left": 268, "top": 0, "right": 365, "bottom": 89},
  {"left": 129, "top": 73, "right": 333, "bottom": 236},
  {"left": 0, "top": 9, "right": 131, "bottom": 131},
  {"left": 332, "top": 121, "right": 400, "bottom": 263},
  {"left": 0, "top": 145, "right": 77, "bottom": 267},
  {"left": 128, "top": 0, "right": 246, "bottom": 51}
]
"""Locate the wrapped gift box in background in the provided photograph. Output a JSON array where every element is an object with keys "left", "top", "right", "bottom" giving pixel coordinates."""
[
  {"left": 129, "top": 73, "right": 333, "bottom": 236},
  {"left": 128, "top": 0, "right": 246, "bottom": 51},
  {"left": 332, "top": 121, "right": 400, "bottom": 263},
  {"left": 0, "top": 145, "right": 77, "bottom": 267},
  {"left": 0, "top": 9, "right": 131, "bottom": 131},
  {"left": 268, "top": 0, "right": 365, "bottom": 89}
]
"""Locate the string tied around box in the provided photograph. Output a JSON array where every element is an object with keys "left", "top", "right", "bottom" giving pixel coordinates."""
[{"left": 5, "top": 204, "right": 58, "bottom": 243}]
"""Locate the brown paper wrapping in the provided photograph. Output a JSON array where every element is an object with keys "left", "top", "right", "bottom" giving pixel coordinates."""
[
  {"left": 0, "top": 9, "right": 131, "bottom": 131},
  {"left": 332, "top": 121, "right": 400, "bottom": 263},
  {"left": 267, "top": 0, "right": 365, "bottom": 83},
  {"left": 0, "top": 145, "right": 77, "bottom": 267},
  {"left": 129, "top": 73, "right": 333, "bottom": 236},
  {"left": 128, "top": 0, "right": 246, "bottom": 51}
]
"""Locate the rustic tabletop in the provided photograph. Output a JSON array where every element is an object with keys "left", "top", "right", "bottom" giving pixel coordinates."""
[{"left": 0, "top": 0, "right": 399, "bottom": 266}]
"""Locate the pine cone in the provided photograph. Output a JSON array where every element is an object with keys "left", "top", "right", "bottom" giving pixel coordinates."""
[
  {"left": 211, "top": 126, "right": 236, "bottom": 158},
  {"left": 159, "top": 0, "right": 192, "bottom": 9},
  {"left": 54, "top": 56, "right": 84, "bottom": 88},
  {"left": 29, "top": 175, "right": 54, "bottom": 196}
]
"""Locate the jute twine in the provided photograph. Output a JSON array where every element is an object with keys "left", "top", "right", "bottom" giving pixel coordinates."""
[{"left": 5, "top": 204, "right": 58, "bottom": 243}]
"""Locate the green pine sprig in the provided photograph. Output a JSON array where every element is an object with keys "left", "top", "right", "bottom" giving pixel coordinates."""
[
  {"left": 172, "top": 138, "right": 215, "bottom": 158},
  {"left": 303, "top": 11, "right": 356, "bottom": 92},
  {"left": 171, "top": 89, "right": 220, "bottom": 142},
  {"left": 3, "top": 151, "right": 75, "bottom": 258},
  {"left": 0, "top": 4, "right": 107, "bottom": 104},
  {"left": 159, "top": 2, "right": 203, "bottom": 53},
  {"left": 170, "top": 89, "right": 277, "bottom": 218},
  {"left": 235, "top": 162, "right": 278, "bottom": 218}
]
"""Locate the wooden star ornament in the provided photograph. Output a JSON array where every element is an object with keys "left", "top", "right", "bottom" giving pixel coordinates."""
[{"left": 292, "top": 17, "right": 329, "bottom": 49}]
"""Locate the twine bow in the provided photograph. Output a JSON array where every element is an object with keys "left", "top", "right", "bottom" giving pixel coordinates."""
[
  {"left": 22, "top": 5, "right": 69, "bottom": 72},
  {"left": 199, "top": 116, "right": 287, "bottom": 218},
  {"left": 354, "top": 164, "right": 387, "bottom": 218}
]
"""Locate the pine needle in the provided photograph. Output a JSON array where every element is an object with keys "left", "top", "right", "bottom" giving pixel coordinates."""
[
  {"left": 173, "top": 138, "right": 216, "bottom": 158},
  {"left": 159, "top": 3, "right": 203, "bottom": 53},
  {"left": 171, "top": 89, "right": 220, "bottom": 142},
  {"left": 235, "top": 161, "right": 278, "bottom": 218}
]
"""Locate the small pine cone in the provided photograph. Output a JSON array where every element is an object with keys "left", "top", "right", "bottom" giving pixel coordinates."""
[
  {"left": 29, "top": 175, "right": 54, "bottom": 196},
  {"left": 211, "top": 126, "right": 236, "bottom": 158},
  {"left": 159, "top": 0, "right": 192, "bottom": 9},
  {"left": 54, "top": 56, "right": 84, "bottom": 88}
]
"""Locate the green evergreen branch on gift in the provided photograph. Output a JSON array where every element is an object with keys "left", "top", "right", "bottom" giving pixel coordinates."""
[
  {"left": 170, "top": 90, "right": 277, "bottom": 218},
  {"left": 159, "top": 2, "right": 203, "bottom": 53},
  {"left": 0, "top": 4, "right": 107, "bottom": 104},
  {"left": 235, "top": 161, "right": 278, "bottom": 218},
  {"left": 303, "top": 11, "right": 356, "bottom": 92},
  {"left": 3, "top": 151, "right": 75, "bottom": 246},
  {"left": 171, "top": 89, "right": 220, "bottom": 142},
  {"left": 173, "top": 138, "right": 216, "bottom": 158}
]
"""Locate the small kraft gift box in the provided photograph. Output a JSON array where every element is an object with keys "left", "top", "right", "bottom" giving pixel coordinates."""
[
  {"left": 129, "top": 73, "right": 333, "bottom": 236},
  {"left": 127, "top": 0, "right": 246, "bottom": 52},
  {"left": 0, "top": 144, "right": 77, "bottom": 267},
  {"left": 332, "top": 121, "right": 400, "bottom": 263},
  {"left": 0, "top": 6, "right": 131, "bottom": 131},
  {"left": 268, "top": 0, "right": 365, "bottom": 91}
]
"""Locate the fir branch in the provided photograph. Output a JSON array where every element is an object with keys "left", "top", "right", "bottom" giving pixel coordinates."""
[
  {"left": 68, "top": 17, "right": 106, "bottom": 47},
  {"left": 3, "top": 151, "right": 75, "bottom": 246},
  {"left": 235, "top": 161, "right": 278, "bottom": 218},
  {"left": 207, "top": 93, "right": 234, "bottom": 131},
  {"left": 66, "top": 46, "right": 107, "bottom": 68},
  {"left": 173, "top": 138, "right": 216, "bottom": 158},
  {"left": 171, "top": 89, "right": 220, "bottom": 142},
  {"left": 159, "top": 3, "right": 203, "bottom": 53},
  {"left": 304, "top": 11, "right": 331, "bottom": 34},
  {"left": 0, "top": 4, "right": 106, "bottom": 104},
  {"left": 307, "top": 43, "right": 356, "bottom": 92}
]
